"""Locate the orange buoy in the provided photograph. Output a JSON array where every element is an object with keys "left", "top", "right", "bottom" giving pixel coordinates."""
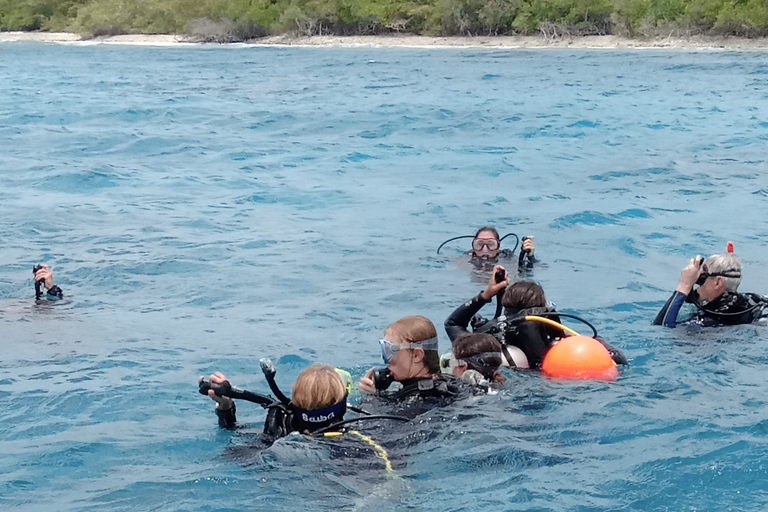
[{"left": 541, "top": 335, "right": 619, "bottom": 381}]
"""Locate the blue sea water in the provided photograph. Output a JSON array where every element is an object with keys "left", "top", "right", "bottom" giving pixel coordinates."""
[{"left": 1, "top": 42, "right": 768, "bottom": 511}]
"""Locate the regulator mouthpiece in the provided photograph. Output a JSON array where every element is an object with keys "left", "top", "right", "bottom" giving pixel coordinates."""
[{"left": 259, "top": 358, "right": 276, "bottom": 377}]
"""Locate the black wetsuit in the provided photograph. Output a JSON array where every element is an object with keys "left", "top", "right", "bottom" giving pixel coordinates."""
[
  {"left": 445, "top": 292, "right": 627, "bottom": 368},
  {"left": 445, "top": 292, "right": 563, "bottom": 368},
  {"left": 653, "top": 290, "right": 768, "bottom": 328},
  {"left": 360, "top": 374, "right": 475, "bottom": 420}
]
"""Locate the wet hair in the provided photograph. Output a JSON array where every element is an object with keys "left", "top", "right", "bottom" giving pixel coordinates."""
[
  {"left": 386, "top": 315, "right": 441, "bottom": 375},
  {"left": 453, "top": 333, "right": 505, "bottom": 383},
  {"left": 291, "top": 364, "right": 346, "bottom": 411},
  {"left": 704, "top": 253, "right": 742, "bottom": 292},
  {"left": 502, "top": 280, "right": 547, "bottom": 309},
  {"left": 453, "top": 333, "right": 501, "bottom": 359},
  {"left": 474, "top": 226, "right": 500, "bottom": 240}
]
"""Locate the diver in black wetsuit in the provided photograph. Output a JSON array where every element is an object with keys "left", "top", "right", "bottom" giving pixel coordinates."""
[
  {"left": 445, "top": 265, "right": 626, "bottom": 369},
  {"left": 33, "top": 264, "right": 63, "bottom": 300},
  {"left": 653, "top": 249, "right": 768, "bottom": 328},
  {"left": 444, "top": 333, "right": 506, "bottom": 393},
  {"left": 358, "top": 315, "right": 475, "bottom": 419},
  {"left": 200, "top": 364, "right": 407, "bottom": 479},
  {"left": 201, "top": 364, "right": 352, "bottom": 435}
]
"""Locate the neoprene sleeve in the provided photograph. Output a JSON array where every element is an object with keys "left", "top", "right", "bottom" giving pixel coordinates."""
[{"left": 653, "top": 291, "right": 687, "bottom": 328}]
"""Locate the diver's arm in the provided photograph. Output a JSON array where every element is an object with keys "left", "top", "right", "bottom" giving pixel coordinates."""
[
  {"left": 34, "top": 265, "right": 63, "bottom": 299},
  {"left": 216, "top": 402, "right": 237, "bottom": 429},
  {"left": 653, "top": 258, "right": 703, "bottom": 328},
  {"left": 445, "top": 293, "right": 491, "bottom": 342},
  {"left": 446, "top": 265, "right": 509, "bottom": 342},
  {"left": 652, "top": 291, "right": 687, "bottom": 328},
  {"left": 200, "top": 373, "right": 237, "bottom": 428},
  {"left": 521, "top": 237, "right": 536, "bottom": 263},
  {"left": 47, "top": 285, "right": 64, "bottom": 299}
]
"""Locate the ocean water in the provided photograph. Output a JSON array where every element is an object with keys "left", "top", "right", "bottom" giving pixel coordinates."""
[{"left": 1, "top": 42, "right": 768, "bottom": 511}]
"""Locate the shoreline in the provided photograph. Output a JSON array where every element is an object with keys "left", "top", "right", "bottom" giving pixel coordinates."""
[{"left": 2, "top": 31, "right": 768, "bottom": 49}]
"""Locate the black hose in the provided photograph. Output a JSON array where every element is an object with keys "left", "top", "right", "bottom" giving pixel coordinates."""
[
  {"left": 499, "top": 233, "right": 520, "bottom": 254},
  {"left": 259, "top": 358, "right": 291, "bottom": 405},
  {"left": 310, "top": 415, "right": 411, "bottom": 436},
  {"left": 436, "top": 235, "right": 475, "bottom": 254},
  {"left": 531, "top": 311, "right": 599, "bottom": 338},
  {"left": 198, "top": 379, "right": 276, "bottom": 408}
]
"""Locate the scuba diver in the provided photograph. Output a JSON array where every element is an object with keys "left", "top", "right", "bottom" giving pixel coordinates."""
[
  {"left": 470, "top": 226, "right": 536, "bottom": 265},
  {"left": 437, "top": 226, "right": 537, "bottom": 281},
  {"left": 442, "top": 333, "right": 505, "bottom": 393},
  {"left": 358, "top": 315, "right": 476, "bottom": 419},
  {"left": 33, "top": 264, "right": 63, "bottom": 300},
  {"left": 653, "top": 245, "right": 768, "bottom": 328},
  {"left": 201, "top": 364, "right": 351, "bottom": 434},
  {"left": 200, "top": 363, "right": 410, "bottom": 480},
  {"left": 445, "top": 265, "right": 627, "bottom": 369}
]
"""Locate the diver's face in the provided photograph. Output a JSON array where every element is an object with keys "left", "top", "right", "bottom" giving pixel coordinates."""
[
  {"left": 384, "top": 328, "right": 427, "bottom": 381},
  {"left": 388, "top": 348, "right": 418, "bottom": 381},
  {"left": 698, "top": 276, "right": 725, "bottom": 302},
  {"left": 472, "top": 230, "right": 500, "bottom": 259},
  {"left": 451, "top": 363, "right": 467, "bottom": 378}
]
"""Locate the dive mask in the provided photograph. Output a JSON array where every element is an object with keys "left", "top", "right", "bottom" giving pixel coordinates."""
[
  {"left": 379, "top": 336, "right": 440, "bottom": 364},
  {"left": 695, "top": 264, "right": 741, "bottom": 287}
]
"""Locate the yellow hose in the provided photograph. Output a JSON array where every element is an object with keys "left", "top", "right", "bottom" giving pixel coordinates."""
[
  {"left": 524, "top": 315, "right": 581, "bottom": 337},
  {"left": 347, "top": 430, "right": 399, "bottom": 478}
]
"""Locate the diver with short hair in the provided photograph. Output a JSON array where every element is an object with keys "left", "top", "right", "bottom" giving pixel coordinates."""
[
  {"left": 201, "top": 364, "right": 351, "bottom": 435},
  {"left": 358, "top": 315, "right": 475, "bottom": 419},
  {"left": 200, "top": 364, "right": 407, "bottom": 478},
  {"left": 654, "top": 246, "right": 768, "bottom": 327},
  {"left": 445, "top": 265, "right": 626, "bottom": 368},
  {"left": 444, "top": 333, "right": 505, "bottom": 392}
]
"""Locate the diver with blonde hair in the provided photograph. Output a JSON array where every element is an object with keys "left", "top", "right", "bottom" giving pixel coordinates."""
[
  {"left": 200, "top": 363, "right": 352, "bottom": 435},
  {"left": 358, "top": 315, "right": 475, "bottom": 418}
]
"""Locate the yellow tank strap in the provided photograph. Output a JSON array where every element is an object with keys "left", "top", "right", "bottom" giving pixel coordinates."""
[
  {"left": 348, "top": 430, "right": 399, "bottom": 478},
  {"left": 524, "top": 315, "right": 581, "bottom": 336},
  {"left": 335, "top": 368, "right": 353, "bottom": 395}
]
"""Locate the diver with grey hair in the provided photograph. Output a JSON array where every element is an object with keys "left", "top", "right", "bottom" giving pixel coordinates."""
[{"left": 654, "top": 244, "right": 768, "bottom": 327}]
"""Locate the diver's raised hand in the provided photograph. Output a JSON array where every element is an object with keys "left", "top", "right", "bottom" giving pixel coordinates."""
[
  {"left": 359, "top": 368, "right": 376, "bottom": 394},
  {"left": 481, "top": 265, "right": 510, "bottom": 301},
  {"left": 34, "top": 264, "right": 55, "bottom": 290},
  {"left": 200, "top": 372, "right": 234, "bottom": 410},
  {"left": 677, "top": 256, "right": 704, "bottom": 295},
  {"left": 522, "top": 236, "right": 535, "bottom": 256}
]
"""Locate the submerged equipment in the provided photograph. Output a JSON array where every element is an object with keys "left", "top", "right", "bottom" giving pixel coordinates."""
[{"left": 436, "top": 233, "right": 520, "bottom": 255}]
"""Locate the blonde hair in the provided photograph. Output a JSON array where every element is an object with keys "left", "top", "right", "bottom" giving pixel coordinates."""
[
  {"left": 705, "top": 253, "right": 742, "bottom": 292},
  {"left": 384, "top": 315, "right": 438, "bottom": 343},
  {"left": 385, "top": 315, "right": 440, "bottom": 375},
  {"left": 291, "top": 364, "right": 346, "bottom": 411}
]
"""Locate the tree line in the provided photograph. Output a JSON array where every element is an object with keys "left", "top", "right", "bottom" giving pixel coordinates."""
[{"left": 1, "top": 0, "right": 767, "bottom": 41}]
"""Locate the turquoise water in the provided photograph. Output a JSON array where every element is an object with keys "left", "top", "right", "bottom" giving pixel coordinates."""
[{"left": 2, "top": 42, "right": 768, "bottom": 511}]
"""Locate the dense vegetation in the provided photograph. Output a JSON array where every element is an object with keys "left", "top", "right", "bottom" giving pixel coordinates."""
[{"left": 1, "top": 0, "right": 767, "bottom": 41}]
